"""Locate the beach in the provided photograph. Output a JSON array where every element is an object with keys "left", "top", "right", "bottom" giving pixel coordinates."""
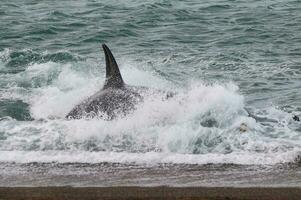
[{"left": 1, "top": 187, "right": 301, "bottom": 200}]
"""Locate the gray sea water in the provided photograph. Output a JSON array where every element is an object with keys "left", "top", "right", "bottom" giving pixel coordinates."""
[{"left": 0, "top": 0, "right": 301, "bottom": 187}]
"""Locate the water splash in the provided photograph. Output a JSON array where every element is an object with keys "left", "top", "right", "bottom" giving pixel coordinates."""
[{"left": 0, "top": 60, "right": 300, "bottom": 165}]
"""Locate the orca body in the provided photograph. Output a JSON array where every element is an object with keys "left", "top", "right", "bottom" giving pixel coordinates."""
[{"left": 66, "top": 44, "right": 150, "bottom": 120}]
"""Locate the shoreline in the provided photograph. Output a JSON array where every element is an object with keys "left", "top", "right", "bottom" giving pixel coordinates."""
[{"left": 1, "top": 187, "right": 301, "bottom": 200}]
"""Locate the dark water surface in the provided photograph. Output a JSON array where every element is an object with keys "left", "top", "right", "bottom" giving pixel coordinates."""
[{"left": 0, "top": 0, "right": 301, "bottom": 186}]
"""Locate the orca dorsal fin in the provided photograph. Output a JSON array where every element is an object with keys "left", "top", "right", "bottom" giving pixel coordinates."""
[{"left": 102, "top": 44, "right": 124, "bottom": 89}]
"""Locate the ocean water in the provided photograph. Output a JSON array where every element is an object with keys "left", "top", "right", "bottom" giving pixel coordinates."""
[{"left": 0, "top": 0, "right": 301, "bottom": 186}]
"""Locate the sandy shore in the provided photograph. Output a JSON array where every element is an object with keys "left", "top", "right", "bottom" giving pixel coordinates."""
[{"left": 0, "top": 187, "right": 300, "bottom": 200}]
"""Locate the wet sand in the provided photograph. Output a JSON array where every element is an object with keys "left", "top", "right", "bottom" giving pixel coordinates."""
[{"left": 0, "top": 187, "right": 301, "bottom": 200}]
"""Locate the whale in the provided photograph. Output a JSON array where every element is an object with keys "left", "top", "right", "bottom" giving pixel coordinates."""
[
  {"left": 66, "top": 44, "right": 169, "bottom": 120},
  {"left": 66, "top": 44, "right": 299, "bottom": 123}
]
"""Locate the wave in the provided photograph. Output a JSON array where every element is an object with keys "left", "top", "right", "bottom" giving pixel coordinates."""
[
  {"left": 0, "top": 150, "right": 300, "bottom": 165},
  {"left": 0, "top": 58, "right": 300, "bottom": 165},
  {"left": 0, "top": 39, "right": 300, "bottom": 166},
  {"left": 0, "top": 48, "right": 80, "bottom": 69}
]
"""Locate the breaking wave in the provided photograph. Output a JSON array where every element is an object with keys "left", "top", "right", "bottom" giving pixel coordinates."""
[{"left": 0, "top": 55, "right": 300, "bottom": 165}]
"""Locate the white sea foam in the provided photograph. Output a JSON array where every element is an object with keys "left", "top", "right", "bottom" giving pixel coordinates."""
[
  {"left": 0, "top": 60, "right": 300, "bottom": 165},
  {"left": 0, "top": 150, "right": 299, "bottom": 165}
]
